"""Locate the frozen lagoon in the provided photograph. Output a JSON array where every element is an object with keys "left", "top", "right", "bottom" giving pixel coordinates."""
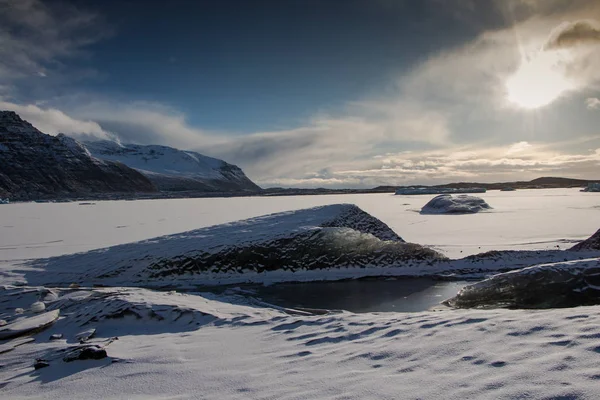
[{"left": 0, "top": 188, "right": 598, "bottom": 261}]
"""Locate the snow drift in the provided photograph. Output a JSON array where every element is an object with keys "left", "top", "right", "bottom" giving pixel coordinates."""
[
  {"left": 24, "top": 204, "right": 445, "bottom": 287},
  {"left": 420, "top": 194, "right": 492, "bottom": 214}
]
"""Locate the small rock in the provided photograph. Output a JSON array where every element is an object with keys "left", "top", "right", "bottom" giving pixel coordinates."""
[
  {"left": 34, "top": 360, "right": 49, "bottom": 370},
  {"left": 69, "top": 283, "right": 80, "bottom": 289},
  {"left": 49, "top": 333, "right": 63, "bottom": 341},
  {"left": 63, "top": 345, "right": 107, "bottom": 362},
  {"left": 14, "top": 308, "right": 24, "bottom": 314},
  {"left": 0, "top": 320, "right": 6, "bottom": 327}
]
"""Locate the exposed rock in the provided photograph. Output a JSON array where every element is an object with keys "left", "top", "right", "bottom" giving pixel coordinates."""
[
  {"left": 49, "top": 333, "right": 63, "bottom": 341},
  {"left": 63, "top": 345, "right": 107, "bottom": 362},
  {"left": 570, "top": 229, "right": 600, "bottom": 251},
  {"left": 421, "top": 194, "right": 492, "bottom": 215},
  {"left": 443, "top": 258, "right": 600, "bottom": 309},
  {"left": 85, "top": 140, "right": 260, "bottom": 192},
  {"left": 33, "top": 360, "right": 50, "bottom": 370},
  {"left": 0, "top": 111, "right": 157, "bottom": 200}
]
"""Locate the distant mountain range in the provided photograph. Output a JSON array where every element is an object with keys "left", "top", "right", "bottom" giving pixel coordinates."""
[
  {"left": 0, "top": 111, "right": 260, "bottom": 200},
  {"left": 259, "top": 177, "right": 599, "bottom": 197},
  {"left": 84, "top": 140, "right": 260, "bottom": 192},
  {"left": 373, "top": 177, "right": 598, "bottom": 192}
]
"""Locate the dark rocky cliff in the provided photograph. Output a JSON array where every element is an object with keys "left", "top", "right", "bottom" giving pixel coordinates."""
[{"left": 0, "top": 111, "right": 157, "bottom": 200}]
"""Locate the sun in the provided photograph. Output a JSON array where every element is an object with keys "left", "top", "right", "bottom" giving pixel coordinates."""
[{"left": 505, "top": 52, "right": 574, "bottom": 110}]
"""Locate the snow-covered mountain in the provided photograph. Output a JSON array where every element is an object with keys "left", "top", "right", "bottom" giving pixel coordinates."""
[
  {"left": 84, "top": 140, "right": 260, "bottom": 192},
  {"left": 0, "top": 111, "right": 157, "bottom": 200}
]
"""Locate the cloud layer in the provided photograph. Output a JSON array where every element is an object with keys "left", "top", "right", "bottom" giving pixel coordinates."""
[{"left": 1, "top": 0, "right": 599, "bottom": 188}]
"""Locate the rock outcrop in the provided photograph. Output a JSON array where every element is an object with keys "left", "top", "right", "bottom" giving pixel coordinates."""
[
  {"left": 570, "top": 229, "right": 600, "bottom": 251},
  {"left": 0, "top": 111, "right": 157, "bottom": 200},
  {"left": 420, "top": 194, "right": 492, "bottom": 215}
]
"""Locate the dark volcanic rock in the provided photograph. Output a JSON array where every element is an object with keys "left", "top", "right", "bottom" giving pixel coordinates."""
[
  {"left": 570, "top": 229, "right": 600, "bottom": 251},
  {"left": 444, "top": 258, "right": 600, "bottom": 309},
  {"left": 34, "top": 360, "right": 50, "bottom": 370},
  {"left": 421, "top": 194, "right": 492, "bottom": 215},
  {"left": 0, "top": 111, "right": 157, "bottom": 200},
  {"left": 63, "top": 345, "right": 107, "bottom": 362}
]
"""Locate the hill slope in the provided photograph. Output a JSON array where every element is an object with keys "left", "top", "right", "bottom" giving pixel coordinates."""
[
  {"left": 85, "top": 140, "right": 260, "bottom": 192},
  {"left": 0, "top": 111, "right": 157, "bottom": 200}
]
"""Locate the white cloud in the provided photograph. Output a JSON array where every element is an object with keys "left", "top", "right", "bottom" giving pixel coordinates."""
[
  {"left": 278, "top": 140, "right": 600, "bottom": 188},
  {"left": 2, "top": 0, "right": 600, "bottom": 188},
  {"left": 586, "top": 97, "right": 600, "bottom": 109},
  {"left": 0, "top": 100, "right": 111, "bottom": 140},
  {"left": 68, "top": 101, "right": 217, "bottom": 149},
  {"left": 507, "top": 141, "right": 533, "bottom": 154}
]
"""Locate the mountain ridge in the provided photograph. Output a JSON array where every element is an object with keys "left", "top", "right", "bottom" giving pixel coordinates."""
[
  {"left": 0, "top": 111, "right": 157, "bottom": 200},
  {"left": 84, "top": 140, "right": 261, "bottom": 192}
]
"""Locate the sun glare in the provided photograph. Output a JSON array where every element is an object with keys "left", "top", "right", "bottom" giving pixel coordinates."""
[{"left": 505, "top": 52, "right": 574, "bottom": 110}]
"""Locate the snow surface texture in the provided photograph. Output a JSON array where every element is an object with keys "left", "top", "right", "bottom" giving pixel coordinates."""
[
  {"left": 84, "top": 140, "right": 260, "bottom": 192},
  {"left": 14, "top": 204, "right": 452, "bottom": 287},
  {"left": 445, "top": 258, "right": 600, "bottom": 309},
  {"left": 2, "top": 191, "right": 600, "bottom": 398},
  {"left": 420, "top": 194, "right": 492, "bottom": 215},
  {"left": 4, "top": 285, "right": 600, "bottom": 399}
]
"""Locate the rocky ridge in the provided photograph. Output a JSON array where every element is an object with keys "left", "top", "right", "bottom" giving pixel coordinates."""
[{"left": 0, "top": 111, "right": 157, "bottom": 200}]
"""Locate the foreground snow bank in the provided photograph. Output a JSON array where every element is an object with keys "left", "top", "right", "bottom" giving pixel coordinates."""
[
  {"left": 18, "top": 204, "right": 445, "bottom": 287},
  {"left": 421, "top": 194, "right": 492, "bottom": 215},
  {"left": 444, "top": 257, "right": 600, "bottom": 309},
  {"left": 3, "top": 285, "right": 600, "bottom": 399}
]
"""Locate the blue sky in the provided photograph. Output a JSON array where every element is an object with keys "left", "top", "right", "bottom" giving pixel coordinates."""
[{"left": 1, "top": 0, "right": 600, "bottom": 188}]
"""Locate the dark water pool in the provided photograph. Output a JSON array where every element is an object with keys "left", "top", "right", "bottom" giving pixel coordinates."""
[{"left": 250, "top": 278, "right": 470, "bottom": 313}]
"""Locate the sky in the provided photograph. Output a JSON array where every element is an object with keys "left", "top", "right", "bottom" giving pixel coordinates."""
[{"left": 1, "top": 0, "right": 600, "bottom": 188}]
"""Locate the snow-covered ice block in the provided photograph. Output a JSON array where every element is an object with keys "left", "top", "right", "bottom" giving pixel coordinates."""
[
  {"left": 0, "top": 309, "right": 60, "bottom": 340},
  {"left": 444, "top": 257, "right": 600, "bottom": 309},
  {"left": 420, "top": 194, "right": 492, "bottom": 214},
  {"left": 25, "top": 204, "right": 445, "bottom": 287}
]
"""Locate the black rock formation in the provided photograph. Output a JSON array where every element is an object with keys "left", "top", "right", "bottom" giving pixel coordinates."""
[{"left": 0, "top": 111, "right": 157, "bottom": 200}]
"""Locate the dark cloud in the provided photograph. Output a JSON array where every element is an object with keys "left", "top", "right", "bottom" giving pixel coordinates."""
[
  {"left": 545, "top": 20, "right": 600, "bottom": 49},
  {"left": 0, "top": 0, "right": 110, "bottom": 100}
]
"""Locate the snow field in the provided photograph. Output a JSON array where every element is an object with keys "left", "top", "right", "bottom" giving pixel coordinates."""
[{"left": 2, "top": 286, "right": 600, "bottom": 399}]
